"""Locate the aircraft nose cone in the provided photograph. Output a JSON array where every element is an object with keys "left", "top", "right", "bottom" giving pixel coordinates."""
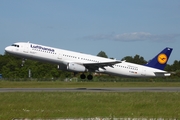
[{"left": 5, "top": 46, "right": 11, "bottom": 53}]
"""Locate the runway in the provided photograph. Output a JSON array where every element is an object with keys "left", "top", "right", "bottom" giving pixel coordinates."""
[{"left": 0, "top": 87, "right": 180, "bottom": 92}]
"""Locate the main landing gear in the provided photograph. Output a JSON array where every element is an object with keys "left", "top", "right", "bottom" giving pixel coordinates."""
[{"left": 80, "top": 73, "right": 93, "bottom": 80}]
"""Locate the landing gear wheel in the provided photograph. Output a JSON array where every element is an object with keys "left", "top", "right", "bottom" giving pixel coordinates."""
[
  {"left": 87, "top": 74, "right": 93, "bottom": 80},
  {"left": 80, "top": 74, "right": 86, "bottom": 79}
]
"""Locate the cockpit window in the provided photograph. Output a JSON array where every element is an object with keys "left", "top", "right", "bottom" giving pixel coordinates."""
[{"left": 11, "top": 44, "right": 19, "bottom": 47}]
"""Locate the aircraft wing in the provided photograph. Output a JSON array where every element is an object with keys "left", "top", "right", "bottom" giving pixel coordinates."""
[{"left": 83, "top": 60, "right": 121, "bottom": 71}]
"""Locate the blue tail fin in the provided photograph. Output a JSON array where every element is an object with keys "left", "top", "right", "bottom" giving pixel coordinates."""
[{"left": 145, "top": 47, "right": 173, "bottom": 70}]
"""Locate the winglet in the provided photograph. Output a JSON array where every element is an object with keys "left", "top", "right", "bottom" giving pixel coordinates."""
[{"left": 144, "top": 47, "right": 173, "bottom": 70}]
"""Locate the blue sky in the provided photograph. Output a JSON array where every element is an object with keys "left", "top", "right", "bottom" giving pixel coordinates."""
[{"left": 1, "top": 0, "right": 180, "bottom": 64}]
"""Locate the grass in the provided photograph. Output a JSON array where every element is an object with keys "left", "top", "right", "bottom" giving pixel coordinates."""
[
  {"left": 1, "top": 81, "right": 180, "bottom": 88},
  {"left": 0, "top": 92, "right": 180, "bottom": 119},
  {"left": 1, "top": 81, "right": 180, "bottom": 119}
]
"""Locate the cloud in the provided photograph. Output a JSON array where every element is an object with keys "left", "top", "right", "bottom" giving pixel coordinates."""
[
  {"left": 113, "top": 32, "right": 151, "bottom": 41},
  {"left": 84, "top": 32, "right": 180, "bottom": 42}
]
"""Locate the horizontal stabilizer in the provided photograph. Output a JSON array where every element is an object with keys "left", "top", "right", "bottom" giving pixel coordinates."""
[{"left": 154, "top": 72, "right": 171, "bottom": 77}]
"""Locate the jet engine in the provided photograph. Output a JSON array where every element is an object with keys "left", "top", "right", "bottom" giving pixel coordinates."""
[{"left": 67, "top": 63, "right": 86, "bottom": 72}]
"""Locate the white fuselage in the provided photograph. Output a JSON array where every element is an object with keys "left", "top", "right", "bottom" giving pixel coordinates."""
[{"left": 5, "top": 42, "right": 170, "bottom": 77}]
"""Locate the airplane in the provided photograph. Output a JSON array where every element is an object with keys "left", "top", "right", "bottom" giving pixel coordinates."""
[{"left": 5, "top": 42, "right": 173, "bottom": 80}]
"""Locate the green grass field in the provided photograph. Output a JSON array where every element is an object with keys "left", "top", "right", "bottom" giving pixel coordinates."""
[
  {"left": 1, "top": 92, "right": 180, "bottom": 119},
  {"left": 0, "top": 81, "right": 180, "bottom": 119},
  {"left": 1, "top": 81, "right": 180, "bottom": 88}
]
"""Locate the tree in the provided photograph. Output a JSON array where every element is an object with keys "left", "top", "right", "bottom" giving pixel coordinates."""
[
  {"left": 121, "top": 56, "right": 134, "bottom": 62},
  {"left": 121, "top": 54, "right": 147, "bottom": 65},
  {"left": 133, "top": 55, "right": 147, "bottom": 64},
  {"left": 171, "top": 60, "right": 180, "bottom": 71},
  {"left": 97, "top": 51, "right": 108, "bottom": 58}
]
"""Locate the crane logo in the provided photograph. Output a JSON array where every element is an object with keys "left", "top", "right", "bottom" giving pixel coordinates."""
[{"left": 158, "top": 54, "right": 167, "bottom": 64}]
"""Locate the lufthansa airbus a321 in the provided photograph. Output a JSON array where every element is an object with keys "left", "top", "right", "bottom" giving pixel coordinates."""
[{"left": 5, "top": 42, "right": 173, "bottom": 80}]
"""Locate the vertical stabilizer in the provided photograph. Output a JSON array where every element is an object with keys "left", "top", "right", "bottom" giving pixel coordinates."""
[{"left": 145, "top": 47, "right": 173, "bottom": 70}]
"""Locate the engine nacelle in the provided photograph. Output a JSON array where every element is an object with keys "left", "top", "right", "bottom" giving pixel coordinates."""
[{"left": 67, "top": 63, "right": 86, "bottom": 72}]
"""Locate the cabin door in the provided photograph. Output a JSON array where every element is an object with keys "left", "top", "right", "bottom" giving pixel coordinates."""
[
  {"left": 142, "top": 69, "right": 146, "bottom": 76},
  {"left": 58, "top": 52, "right": 63, "bottom": 60},
  {"left": 23, "top": 43, "right": 29, "bottom": 53}
]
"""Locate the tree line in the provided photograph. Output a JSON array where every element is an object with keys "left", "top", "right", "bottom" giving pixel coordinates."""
[{"left": 0, "top": 51, "right": 180, "bottom": 80}]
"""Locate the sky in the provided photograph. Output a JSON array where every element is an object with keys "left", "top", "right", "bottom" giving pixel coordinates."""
[{"left": 1, "top": 0, "right": 180, "bottom": 64}]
